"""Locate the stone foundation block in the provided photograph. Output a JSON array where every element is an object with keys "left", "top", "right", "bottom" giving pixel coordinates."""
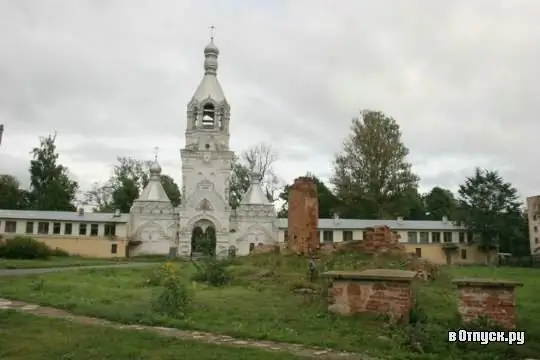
[
  {"left": 453, "top": 278, "right": 523, "bottom": 329},
  {"left": 322, "top": 269, "right": 416, "bottom": 320}
]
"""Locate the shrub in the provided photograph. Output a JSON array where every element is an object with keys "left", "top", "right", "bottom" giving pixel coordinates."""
[
  {"left": 0, "top": 236, "right": 52, "bottom": 259},
  {"left": 191, "top": 257, "right": 232, "bottom": 287},
  {"left": 51, "top": 247, "right": 70, "bottom": 257},
  {"left": 152, "top": 262, "right": 192, "bottom": 318}
]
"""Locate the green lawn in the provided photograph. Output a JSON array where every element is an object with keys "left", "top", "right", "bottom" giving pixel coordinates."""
[
  {"left": 0, "top": 253, "right": 539, "bottom": 359},
  {"left": 0, "top": 256, "right": 122, "bottom": 269},
  {"left": 0, "top": 310, "right": 305, "bottom": 360}
]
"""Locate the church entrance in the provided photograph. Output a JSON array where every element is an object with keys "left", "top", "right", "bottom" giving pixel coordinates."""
[{"left": 190, "top": 219, "right": 217, "bottom": 257}]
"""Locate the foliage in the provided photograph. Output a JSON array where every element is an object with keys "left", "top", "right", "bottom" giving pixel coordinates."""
[
  {"left": 0, "top": 236, "right": 54, "bottom": 259},
  {"left": 331, "top": 110, "right": 420, "bottom": 219},
  {"left": 29, "top": 133, "right": 79, "bottom": 211},
  {"left": 191, "top": 257, "right": 232, "bottom": 286},
  {"left": 455, "top": 168, "right": 521, "bottom": 261},
  {"left": 0, "top": 175, "right": 32, "bottom": 210},
  {"left": 423, "top": 186, "right": 457, "bottom": 220},
  {"left": 85, "top": 156, "right": 182, "bottom": 212},
  {"left": 152, "top": 262, "right": 193, "bottom": 319},
  {"left": 277, "top": 172, "right": 342, "bottom": 218}
]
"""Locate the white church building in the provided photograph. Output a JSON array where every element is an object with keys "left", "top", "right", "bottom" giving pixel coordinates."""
[{"left": 129, "top": 38, "right": 277, "bottom": 257}]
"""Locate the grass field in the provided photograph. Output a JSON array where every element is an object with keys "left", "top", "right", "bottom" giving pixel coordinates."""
[
  {"left": 1, "top": 253, "right": 539, "bottom": 359},
  {"left": 0, "top": 256, "right": 122, "bottom": 269},
  {"left": 0, "top": 310, "right": 305, "bottom": 360}
]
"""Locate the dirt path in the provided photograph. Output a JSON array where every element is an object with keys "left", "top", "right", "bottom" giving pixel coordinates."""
[{"left": 0, "top": 298, "right": 375, "bottom": 359}]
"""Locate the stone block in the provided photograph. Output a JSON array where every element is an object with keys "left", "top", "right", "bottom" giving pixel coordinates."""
[
  {"left": 323, "top": 269, "right": 416, "bottom": 320},
  {"left": 453, "top": 278, "right": 523, "bottom": 329}
]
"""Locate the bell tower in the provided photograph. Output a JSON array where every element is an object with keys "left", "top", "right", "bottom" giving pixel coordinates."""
[{"left": 179, "top": 34, "right": 234, "bottom": 257}]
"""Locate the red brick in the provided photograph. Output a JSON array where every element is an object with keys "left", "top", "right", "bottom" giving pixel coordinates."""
[{"left": 287, "top": 177, "right": 318, "bottom": 255}]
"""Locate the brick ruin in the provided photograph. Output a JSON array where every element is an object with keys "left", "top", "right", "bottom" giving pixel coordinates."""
[
  {"left": 453, "top": 278, "right": 523, "bottom": 329},
  {"left": 287, "top": 177, "right": 319, "bottom": 255},
  {"left": 323, "top": 269, "right": 416, "bottom": 320},
  {"left": 361, "top": 226, "right": 404, "bottom": 254}
]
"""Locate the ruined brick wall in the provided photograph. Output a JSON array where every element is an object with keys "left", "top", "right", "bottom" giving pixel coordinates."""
[
  {"left": 455, "top": 283, "right": 520, "bottom": 329},
  {"left": 361, "top": 226, "right": 403, "bottom": 254},
  {"left": 287, "top": 177, "right": 318, "bottom": 255},
  {"left": 326, "top": 270, "right": 415, "bottom": 320}
]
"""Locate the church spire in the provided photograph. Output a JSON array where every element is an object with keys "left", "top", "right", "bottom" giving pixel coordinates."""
[{"left": 191, "top": 28, "right": 226, "bottom": 104}]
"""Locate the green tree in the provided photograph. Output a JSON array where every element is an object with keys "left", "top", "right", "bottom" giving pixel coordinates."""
[
  {"left": 228, "top": 155, "right": 251, "bottom": 209},
  {"left": 29, "top": 133, "right": 78, "bottom": 211},
  {"left": 423, "top": 186, "right": 457, "bottom": 220},
  {"left": 331, "top": 110, "right": 420, "bottom": 219},
  {"left": 277, "top": 173, "right": 341, "bottom": 218},
  {"left": 455, "top": 168, "right": 521, "bottom": 263},
  {"left": 86, "top": 157, "right": 181, "bottom": 212},
  {"left": 0, "top": 175, "right": 32, "bottom": 209}
]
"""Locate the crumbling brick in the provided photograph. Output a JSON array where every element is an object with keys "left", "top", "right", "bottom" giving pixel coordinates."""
[
  {"left": 287, "top": 177, "right": 318, "bottom": 255},
  {"left": 453, "top": 278, "right": 523, "bottom": 329}
]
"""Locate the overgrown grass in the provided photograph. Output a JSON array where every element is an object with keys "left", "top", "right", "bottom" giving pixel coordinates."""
[
  {"left": 0, "top": 310, "right": 305, "bottom": 360},
  {"left": 1, "top": 252, "right": 539, "bottom": 359}
]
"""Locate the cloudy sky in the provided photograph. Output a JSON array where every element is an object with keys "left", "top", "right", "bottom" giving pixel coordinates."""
[{"left": 1, "top": 0, "right": 539, "bottom": 205}]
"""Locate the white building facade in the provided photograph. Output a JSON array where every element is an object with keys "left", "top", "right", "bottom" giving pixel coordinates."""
[{"left": 128, "top": 38, "right": 278, "bottom": 257}]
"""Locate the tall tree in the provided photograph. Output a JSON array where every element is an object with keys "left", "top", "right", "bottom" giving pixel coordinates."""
[
  {"left": 228, "top": 142, "right": 283, "bottom": 209},
  {"left": 423, "top": 186, "right": 457, "bottom": 220},
  {"left": 0, "top": 175, "right": 32, "bottom": 209},
  {"left": 331, "top": 110, "right": 420, "bottom": 219},
  {"left": 29, "top": 133, "right": 78, "bottom": 211},
  {"left": 85, "top": 156, "right": 181, "bottom": 212},
  {"left": 277, "top": 173, "right": 341, "bottom": 218},
  {"left": 455, "top": 168, "right": 521, "bottom": 263}
]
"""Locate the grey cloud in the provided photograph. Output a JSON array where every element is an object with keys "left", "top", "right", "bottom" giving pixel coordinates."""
[{"left": 1, "top": 0, "right": 540, "bottom": 200}]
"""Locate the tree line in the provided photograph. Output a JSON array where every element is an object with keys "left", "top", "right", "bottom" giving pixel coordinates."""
[{"left": 0, "top": 110, "right": 531, "bottom": 255}]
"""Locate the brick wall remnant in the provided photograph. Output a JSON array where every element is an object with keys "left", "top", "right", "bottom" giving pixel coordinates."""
[
  {"left": 360, "top": 226, "right": 404, "bottom": 254},
  {"left": 287, "top": 177, "right": 319, "bottom": 255},
  {"left": 322, "top": 269, "right": 416, "bottom": 320},
  {"left": 453, "top": 278, "right": 523, "bottom": 329}
]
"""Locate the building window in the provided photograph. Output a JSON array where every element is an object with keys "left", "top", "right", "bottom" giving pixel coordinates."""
[
  {"left": 322, "top": 230, "right": 333, "bottom": 242},
  {"left": 53, "top": 222, "right": 61, "bottom": 235},
  {"left": 534, "top": 214, "right": 538, "bottom": 221},
  {"left": 90, "top": 224, "right": 99, "bottom": 236},
  {"left": 111, "top": 244, "right": 117, "bottom": 254},
  {"left": 443, "top": 232, "right": 452, "bottom": 243},
  {"left": 38, "top": 222, "right": 49, "bottom": 234},
  {"left": 5, "top": 221, "right": 17, "bottom": 233},
  {"left": 461, "top": 249, "right": 467, "bottom": 259},
  {"left": 407, "top": 232, "right": 418, "bottom": 244},
  {"left": 104, "top": 224, "right": 116, "bottom": 237},
  {"left": 343, "top": 230, "right": 353, "bottom": 241},
  {"left": 202, "top": 103, "right": 215, "bottom": 129},
  {"left": 431, "top": 232, "right": 441, "bottom": 243},
  {"left": 535, "top": 226, "right": 538, "bottom": 233},
  {"left": 317, "top": 232, "right": 320, "bottom": 242},
  {"left": 79, "top": 223, "right": 87, "bottom": 236},
  {"left": 536, "top": 238, "right": 539, "bottom": 244},
  {"left": 284, "top": 230, "right": 288, "bottom": 242},
  {"left": 466, "top": 232, "right": 474, "bottom": 243},
  {"left": 415, "top": 248, "right": 422, "bottom": 257},
  {"left": 26, "top": 221, "right": 34, "bottom": 234},
  {"left": 419, "top": 232, "right": 429, "bottom": 243},
  {"left": 64, "top": 223, "right": 72, "bottom": 235},
  {"left": 458, "top": 232, "right": 465, "bottom": 243}
]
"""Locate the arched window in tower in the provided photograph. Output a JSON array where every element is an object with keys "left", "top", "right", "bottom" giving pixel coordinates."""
[{"left": 202, "top": 103, "right": 215, "bottom": 129}]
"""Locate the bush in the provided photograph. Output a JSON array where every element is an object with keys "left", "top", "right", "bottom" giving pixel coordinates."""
[
  {"left": 152, "top": 262, "right": 192, "bottom": 318},
  {"left": 51, "top": 247, "right": 70, "bottom": 257},
  {"left": 0, "top": 236, "right": 53, "bottom": 259},
  {"left": 191, "top": 257, "right": 232, "bottom": 287}
]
